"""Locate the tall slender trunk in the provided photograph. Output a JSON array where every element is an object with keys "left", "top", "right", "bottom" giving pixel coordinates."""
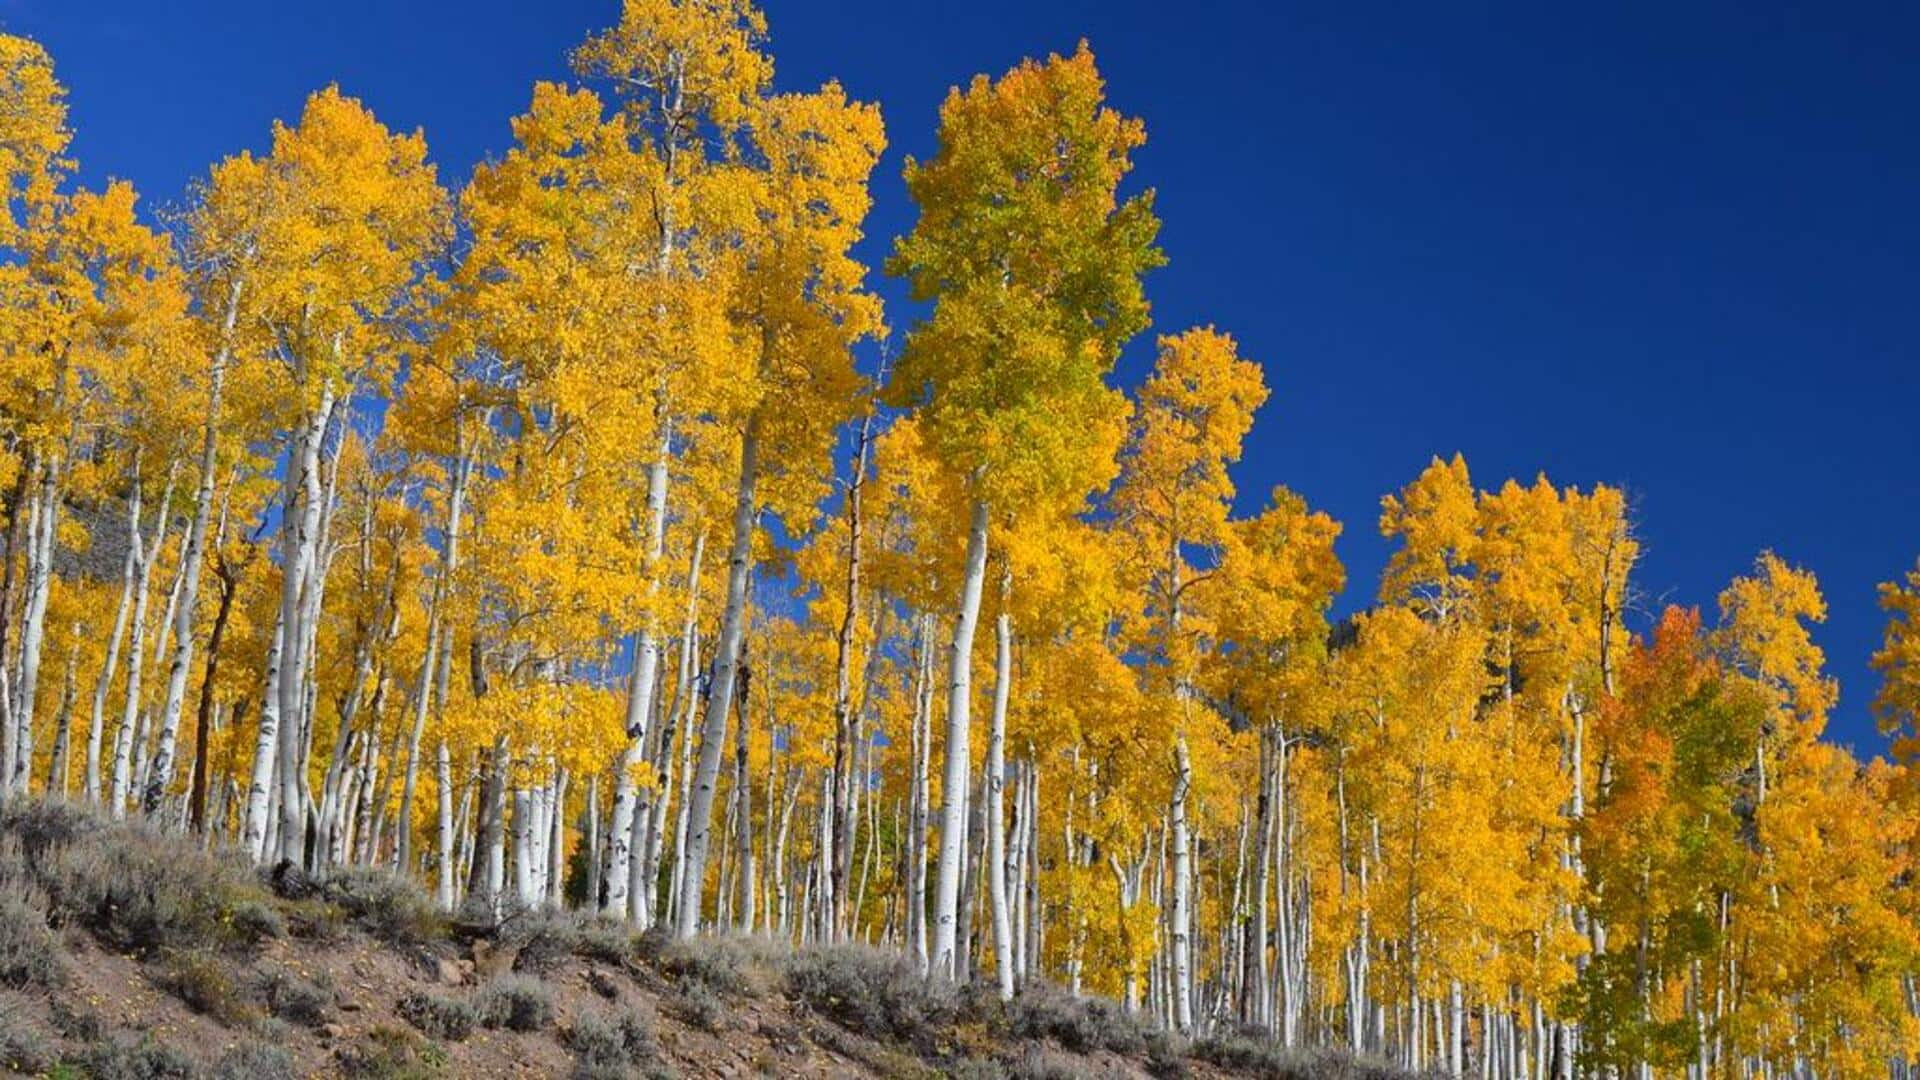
[
  {"left": 109, "top": 468, "right": 177, "bottom": 818},
  {"left": 673, "top": 420, "right": 760, "bottom": 937},
  {"left": 143, "top": 279, "right": 241, "bottom": 815},
  {"left": 826, "top": 409, "right": 875, "bottom": 940},
  {"left": 1171, "top": 735, "right": 1195, "bottom": 1033},
  {"left": 930, "top": 496, "right": 990, "bottom": 979},
  {"left": 986, "top": 570, "right": 1015, "bottom": 1000},
  {"left": 11, "top": 448, "right": 65, "bottom": 795},
  {"left": 189, "top": 540, "right": 245, "bottom": 832},
  {"left": 273, "top": 386, "right": 337, "bottom": 865},
  {"left": 607, "top": 419, "right": 672, "bottom": 918},
  {"left": 87, "top": 453, "right": 144, "bottom": 805}
]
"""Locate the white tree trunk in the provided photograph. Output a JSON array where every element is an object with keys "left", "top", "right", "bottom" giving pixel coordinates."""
[
  {"left": 142, "top": 281, "right": 241, "bottom": 815},
  {"left": 108, "top": 473, "right": 176, "bottom": 819},
  {"left": 606, "top": 425, "right": 672, "bottom": 917},
  {"left": 243, "top": 615, "right": 286, "bottom": 859},
  {"left": 673, "top": 421, "right": 760, "bottom": 937},
  {"left": 11, "top": 453, "right": 63, "bottom": 795},
  {"left": 1171, "top": 735, "right": 1195, "bottom": 1033},
  {"left": 986, "top": 591, "right": 1015, "bottom": 1001},
  {"left": 86, "top": 459, "right": 143, "bottom": 805},
  {"left": 273, "top": 387, "right": 336, "bottom": 865},
  {"left": 930, "top": 497, "right": 989, "bottom": 979}
]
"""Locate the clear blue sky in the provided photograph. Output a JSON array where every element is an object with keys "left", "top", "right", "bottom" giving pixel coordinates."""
[{"left": 7, "top": 1, "right": 1915, "bottom": 752}]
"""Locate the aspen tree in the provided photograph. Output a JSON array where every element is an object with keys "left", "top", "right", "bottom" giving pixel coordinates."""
[{"left": 888, "top": 42, "right": 1159, "bottom": 980}]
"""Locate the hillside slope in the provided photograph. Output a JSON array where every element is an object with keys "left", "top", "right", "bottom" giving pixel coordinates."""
[{"left": 0, "top": 802, "right": 1414, "bottom": 1079}]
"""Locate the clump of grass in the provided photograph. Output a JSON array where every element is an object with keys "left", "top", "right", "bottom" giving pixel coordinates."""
[
  {"left": 474, "top": 973, "right": 554, "bottom": 1032},
  {"left": 398, "top": 989, "right": 480, "bottom": 1042}
]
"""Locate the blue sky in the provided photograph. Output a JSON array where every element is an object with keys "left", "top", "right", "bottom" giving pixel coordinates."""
[{"left": 7, "top": 1, "right": 1915, "bottom": 751}]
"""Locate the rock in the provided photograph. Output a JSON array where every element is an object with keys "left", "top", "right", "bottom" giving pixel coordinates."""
[
  {"left": 586, "top": 968, "right": 620, "bottom": 1000},
  {"left": 435, "top": 957, "right": 465, "bottom": 986},
  {"left": 471, "top": 938, "right": 521, "bottom": 979},
  {"left": 319, "top": 1022, "right": 345, "bottom": 1041}
]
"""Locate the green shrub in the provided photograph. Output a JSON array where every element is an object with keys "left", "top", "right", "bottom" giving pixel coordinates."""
[
  {"left": 475, "top": 973, "right": 554, "bottom": 1032},
  {"left": 502, "top": 908, "right": 638, "bottom": 972},
  {"left": 2, "top": 803, "right": 265, "bottom": 954},
  {"left": 231, "top": 898, "right": 286, "bottom": 945},
  {"left": 398, "top": 989, "right": 479, "bottom": 1041},
  {"left": 1190, "top": 1033, "right": 1411, "bottom": 1080},
  {"left": 784, "top": 942, "right": 956, "bottom": 1050}
]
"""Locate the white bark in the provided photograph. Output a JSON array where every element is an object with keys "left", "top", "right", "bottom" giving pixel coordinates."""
[
  {"left": 11, "top": 452, "right": 63, "bottom": 795},
  {"left": 143, "top": 284, "right": 240, "bottom": 814},
  {"left": 986, "top": 587, "right": 1014, "bottom": 1001},
  {"left": 606, "top": 423, "right": 672, "bottom": 917},
  {"left": 1170, "top": 735, "right": 1195, "bottom": 1033},
  {"left": 86, "top": 458, "right": 143, "bottom": 805},
  {"left": 672, "top": 421, "right": 760, "bottom": 938},
  {"left": 930, "top": 497, "right": 989, "bottom": 979}
]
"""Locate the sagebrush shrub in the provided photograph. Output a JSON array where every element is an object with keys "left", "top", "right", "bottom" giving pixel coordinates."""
[
  {"left": 208, "top": 1038, "right": 296, "bottom": 1080},
  {"left": 566, "top": 1004, "right": 659, "bottom": 1072},
  {"left": 319, "top": 866, "right": 445, "bottom": 946},
  {"left": 256, "top": 963, "right": 334, "bottom": 1028},
  {"left": 475, "top": 973, "right": 554, "bottom": 1032},
  {"left": 0, "top": 868, "right": 61, "bottom": 989},
  {"left": 784, "top": 942, "right": 957, "bottom": 1049},
  {"left": 398, "top": 988, "right": 480, "bottom": 1041}
]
